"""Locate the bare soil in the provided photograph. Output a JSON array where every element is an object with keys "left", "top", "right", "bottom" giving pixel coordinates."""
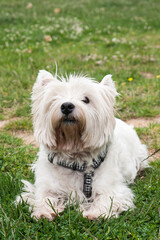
[
  {"left": 0, "top": 116, "right": 160, "bottom": 160},
  {"left": 13, "top": 131, "right": 38, "bottom": 147},
  {"left": 126, "top": 116, "right": 160, "bottom": 127}
]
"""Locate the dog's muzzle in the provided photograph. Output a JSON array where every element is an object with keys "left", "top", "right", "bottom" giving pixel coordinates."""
[{"left": 61, "top": 102, "right": 76, "bottom": 124}]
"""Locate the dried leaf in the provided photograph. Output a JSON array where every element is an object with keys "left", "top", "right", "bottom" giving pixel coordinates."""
[
  {"left": 26, "top": 2, "right": 33, "bottom": 9},
  {"left": 44, "top": 35, "right": 52, "bottom": 42},
  {"left": 54, "top": 8, "right": 61, "bottom": 14}
]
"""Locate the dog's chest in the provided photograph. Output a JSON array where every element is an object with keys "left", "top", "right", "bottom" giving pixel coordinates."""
[
  {"left": 57, "top": 167, "right": 84, "bottom": 190},
  {"left": 47, "top": 147, "right": 108, "bottom": 198}
]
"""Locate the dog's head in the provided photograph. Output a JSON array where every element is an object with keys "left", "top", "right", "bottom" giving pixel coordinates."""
[{"left": 32, "top": 70, "right": 118, "bottom": 152}]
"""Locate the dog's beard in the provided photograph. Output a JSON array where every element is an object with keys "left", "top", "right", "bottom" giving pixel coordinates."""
[{"left": 55, "top": 116, "right": 84, "bottom": 152}]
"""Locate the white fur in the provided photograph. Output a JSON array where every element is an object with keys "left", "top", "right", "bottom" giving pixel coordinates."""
[{"left": 16, "top": 71, "right": 149, "bottom": 220}]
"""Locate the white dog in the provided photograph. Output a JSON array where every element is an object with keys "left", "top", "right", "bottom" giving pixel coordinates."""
[{"left": 17, "top": 70, "right": 149, "bottom": 220}]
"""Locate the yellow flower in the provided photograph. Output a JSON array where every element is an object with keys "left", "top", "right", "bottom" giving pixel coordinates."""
[
  {"left": 128, "top": 77, "right": 133, "bottom": 82},
  {"left": 156, "top": 75, "right": 160, "bottom": 79}
]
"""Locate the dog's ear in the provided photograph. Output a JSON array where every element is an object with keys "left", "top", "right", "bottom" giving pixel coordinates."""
[
  {"left": 36, "top": 70, "right": 56, "bottom": 86},
  {"left": 100, "top": 74, "right": 115, "bottom": 88},
  {"left": 32, "top": 70, "right": 57, "bottom": 147},
  {"left": 100, "top": 74, "right": 119, "bottom": 105}
]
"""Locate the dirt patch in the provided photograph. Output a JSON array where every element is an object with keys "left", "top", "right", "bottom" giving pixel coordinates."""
[
  {"left": 1, "top": 116, "right": 159, "bottom": 131},
  {"left": 140, "top": 72, "right": 154, "bottom": 79},
  {"left": 0, "top": 117, "right": 159, "bottom": 161},
  {"left": 13, "top": 131, "right": 38, "bottom": 147},
  {"left": 0, "top": 117, "right": 21, "bottom": 129},
  {"left": 148, "top": 149, "right": 160, "bottom": 162},
  {"left": 126, "top": 116, "right": 160, "bottom": 128},
  {"left": 0, "top": 120, "right": 10, "bottom": 129},
  {"left": 0, "top": 118, "right": 38, "bottom": 147}
]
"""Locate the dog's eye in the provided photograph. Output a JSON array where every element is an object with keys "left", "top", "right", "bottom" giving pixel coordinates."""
[{"left": 82, "top": 97, "right": 90, "bottom": 104}]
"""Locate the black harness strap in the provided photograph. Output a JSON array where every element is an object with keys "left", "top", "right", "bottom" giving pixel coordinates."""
[{"left": 48, "top": 146, "right": 108, "bottom": 198}]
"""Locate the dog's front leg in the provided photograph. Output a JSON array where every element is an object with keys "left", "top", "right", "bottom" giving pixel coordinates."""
[
  {"left": 81, "top": 196, "right": 114, "bottom": 220},
  {"left": 32, "top": 184, "right": 67, "bottom": 220},
  {"left": 19, "top": 180, "right": 66, "bottom": 220},
  {"left": 82, "top": 185, "right": 134, "bottom": 220}
]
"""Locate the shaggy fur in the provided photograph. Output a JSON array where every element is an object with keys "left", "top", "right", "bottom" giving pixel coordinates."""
[{"left": 16, "top": 70, "right": 149, "bottom": 220}]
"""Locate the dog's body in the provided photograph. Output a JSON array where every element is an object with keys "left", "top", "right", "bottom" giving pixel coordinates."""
[{"left": 17, "top": 71, "right": 148, "bottom": 220}]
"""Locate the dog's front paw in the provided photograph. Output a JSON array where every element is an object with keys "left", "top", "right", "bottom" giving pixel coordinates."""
[
  {"left": 83, "top": 211, "right": 104, "bottom": 220},
  {"left": 83, "top": 213, "right": 98, "bottom": 220},
  {"left": 31, "top": 208, "right": 56, "bottom": 221}
]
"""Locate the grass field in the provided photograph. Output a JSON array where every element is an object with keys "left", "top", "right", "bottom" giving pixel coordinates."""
[{"left": 0, "top": 0, "right": 160, "bottom": 239}]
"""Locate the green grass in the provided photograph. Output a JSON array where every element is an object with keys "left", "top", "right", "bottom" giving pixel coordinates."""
[
  {"left": 0, "top": 134, "right": 159, "bottom": 239},
  {"left": 0, "top": 0, "right": 160, "bottom": 239},
  {"left": 4, "top": 118, "right": 33, "bottom": 132},
  {"left": 0, "top": 0, "right": 160, "bottom": 119},
  {"left": 136, "top": 123, "right": 160, "bottom": 150}
]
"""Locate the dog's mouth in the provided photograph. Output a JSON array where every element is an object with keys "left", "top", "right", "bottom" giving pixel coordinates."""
[{"left": 62, "top": 116, "right": 77, "bottom": 124}]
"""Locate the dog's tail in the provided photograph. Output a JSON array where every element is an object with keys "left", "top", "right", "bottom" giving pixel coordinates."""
[{"left": 138, "top": 144, "right": 150, "bottom": 171}]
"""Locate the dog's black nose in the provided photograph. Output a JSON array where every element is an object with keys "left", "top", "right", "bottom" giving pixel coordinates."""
[{"left": 61, "top": 102, "right": 75, "bottom": 115}]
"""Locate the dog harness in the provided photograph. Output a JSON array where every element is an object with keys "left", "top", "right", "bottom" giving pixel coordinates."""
[{"left": 48, "top": 146, "right": 108, "bottom": 198}]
